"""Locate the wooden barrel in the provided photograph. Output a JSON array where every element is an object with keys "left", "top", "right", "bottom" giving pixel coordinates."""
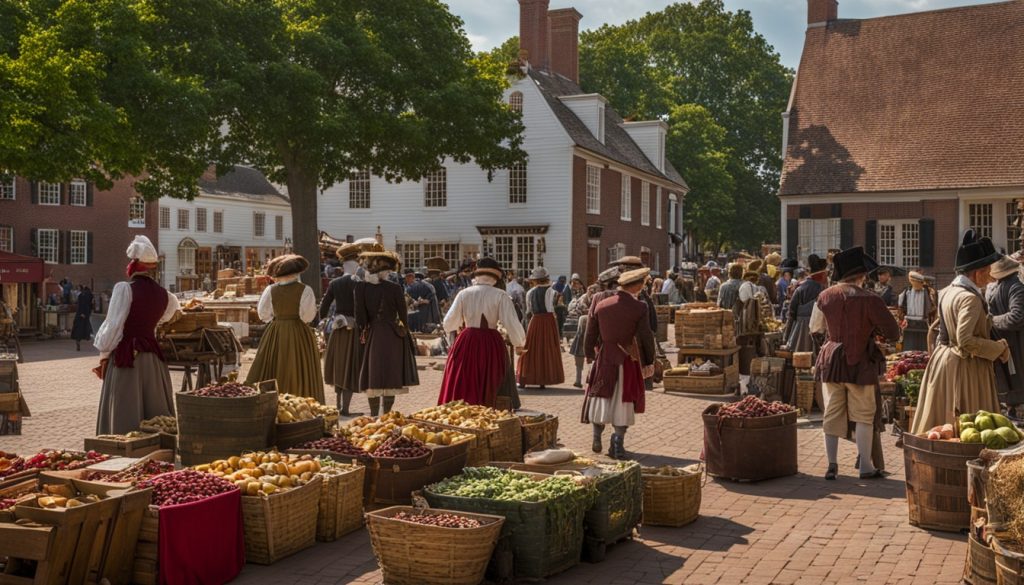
[
  {"left": 275, "top": 417, "right": 325, "bottom": 450},
  {"left": 964, "top": 533, "right": 997, "bottom": 585},
  {"left": 992, "top": 536, "right": 1024, "bottom": 585},
  {"left": 903, "top": 432, "right": 983, "bottom": 532},
  {"left": 176, "top": 384, "right": 278, "bottom": 466}
]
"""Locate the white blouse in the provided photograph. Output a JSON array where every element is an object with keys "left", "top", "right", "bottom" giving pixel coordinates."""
[
  {"left": 94, "top": 279, "right": 180, "bottom": 357},
  {"left": 257, "top": 280, "right": 318, "bottom": 323},
  {"left": 443, "top": 284, "right": 526, "bottom": 347}
]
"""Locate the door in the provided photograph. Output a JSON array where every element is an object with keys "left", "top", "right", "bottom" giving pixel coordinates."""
[
  {"left": 196, "top": 248, "right": 212, "bottom": 282},
  {"left": 587, "top": 245, "right": 599, "bottom": 284}
]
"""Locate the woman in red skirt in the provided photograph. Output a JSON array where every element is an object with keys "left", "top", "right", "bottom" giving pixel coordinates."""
[
  {"left": 438, "top": 258, "right": 526, "bottom": 406},
  {"left": 517, "top": 267, "right": 566, "bottom": 388}
]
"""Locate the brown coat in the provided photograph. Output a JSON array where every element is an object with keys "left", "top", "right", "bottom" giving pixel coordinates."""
[
  {"left": 813, "top": 283, "right": 901, "bottom": 386},
  {"left": 584, "top": 291, "right": 656, "bottom": 399}
]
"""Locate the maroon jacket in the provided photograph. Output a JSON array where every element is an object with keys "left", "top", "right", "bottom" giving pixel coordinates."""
[
  {"left": 113, "top": 276, "right": 169, "bottom": 369},
  {"left": 814, "top": 284, "right": 901, "bottom": 385},
  {"left": 584, "top": 291, "right": 656, "bottom": 407}
]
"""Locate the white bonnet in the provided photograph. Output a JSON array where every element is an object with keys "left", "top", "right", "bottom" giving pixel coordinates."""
[{"left": 126, "top": 235, "right": 159, "bottom": 263}]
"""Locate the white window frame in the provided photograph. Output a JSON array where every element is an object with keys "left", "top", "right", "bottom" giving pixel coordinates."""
[
  {"left": 0, "top": 225, "right": 12, "bottom": 252},
  {"left": 508, "top": 163, "right": 527, "bottom": 206},
  {"left": 656, "top": 186, "right": 662, "bottom": 229},
  {"left": 159, "top": 207, "right": 170, "bottom": 230},
  {"left": 128, "top": 196, "right": 146, "bottom": 228},
  {"left": 424, "top": 168, "right": 447, "bottom": 208},
  {"left": 0, "top": 175, "right": 14, "bottom": 200},
  {"left": 70, "top": 230, "right": 88, "bottom": 265},
  {"left": 177, "top": 209, "right": 189, "bottom": 231},
  {"left": 488, "top": 234, "right": 537, "bottom": 274},
  {"left": 669, "top": 193, "right": 678, "bottom": 233},
  {"left": 196, "top": 208, "right": 207, "bottom": 232},
  {"left": 349, "top": 170, "right": 371, "bottom": 209},
  {"left": 37, "top": 228, "right": 59, "bottom": 264},
  {"left": 509, "top": 91, "right": 523, "bottom": 113},
  {"left": 177, "top": 239, "right": 197, "bottom": 275},
  {"left": 608, "top": 242, "right": 626, "bottom": 263},
  {"left": 1008, "top": 201, "right": 1023, "bottom": 255},
  {"left": 396, "top": 242, "right": 461, "bottom": 272},
  {"left": 620, "top": 175, "right": 631, "bottom": 221},
  {"left": 253, "top": 211, "right": 266, "bottom": 238},
  {"left": 641, "top": 181, "right": 651, "bottom": 226},
  {"left": 586, "top": 164, "right": 601, "bottom": 214},
  {"left": 969, "top": 203, "right": 994, "bottom": 240},
  {"left": 878, "top": 220, "right": 920, "bottom": 268},
  {"left": 38, "top": 182, "right": 61, "bottom": 206},
  {"left": 798, "top": 218, "right": 841, "bottom": 263},
  {"left": 70, "top": 181, "right": 87, "bottom": 207},
  {"left": 213, "top": 210, "right": 224, "bottom": 233}
]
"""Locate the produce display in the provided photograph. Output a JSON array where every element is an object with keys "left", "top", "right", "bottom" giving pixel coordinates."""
[
  {"left": 412, "top": 401, "right": 514, "bottom": 430},
  {"left": 716, "top": 396, "right": 795, "bottom": 418},
  {"left": 0, "top": 498, "right": 15, "bottom": 511},
  {"left": 372, "top": 435, "right": 431, "bottom": 459},
  {"left": 896, "top": 369, "right": 924, "bottom": 406},
  {"left": 922, "top": 424, "right": 957, "bottom": 441},
  {"left": 193, "top": 451, "right": 321, "bottom": 496},
  {"left": 958, "top": 410, "right": 1024, "bottom": 448},
  {"left": 94, "top": 431, "right": 155, "bottom": 441},
  {"left": 428, "top": 466, "right": 588, "bottom": 502},
  {"left": 34, "top": 485, "right": 103, "bottom": 509},
  {"left": 294, "top": 436, "right": 367, "bottom": 458},
  {"left": 390, "top": 511, "right": 482, "bottom": 529},
  {"left": 885, "top": 351, "right": 930, "bottom": 382},
  {"left": 339, "top": 412, "right": 472, "bottom": 452},
  {"left": 83, "top": 459, "right": 176, "bottom": 484},
  {"left": 185, "top": 382, "right": 259, "bottom": 398},
  {"left": 0, "top": 449, "right": 109, "bottom": 478},
  {"left": 316, "top": 457, "right": 362, "bottom": 476},
  {"left": 399, "top": 425, "right": 472, "bottom": 447},
  {"left": 140, "top": 415, "right": 177, "bottom": 435},
  {"left": 139, "top": 470, "right": 238, "bottom": 507},
  {"left": 277, "top": 393, "right": 339, "bottom": 424}
]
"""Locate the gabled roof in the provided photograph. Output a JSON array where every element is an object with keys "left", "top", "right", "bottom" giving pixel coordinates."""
[
  {"left": 780, "top": 0, "right": 1024, "bottom": 197},
  {"left": 198, "top": 165, "right": 290, "bottom": 205},
  {"left": 528, "top": 69, "right": 689, "bottom": 190}
]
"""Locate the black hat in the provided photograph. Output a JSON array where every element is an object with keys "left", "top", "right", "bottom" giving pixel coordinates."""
[
  {"left": 402, "top": 268, "right": 415, "bottom": 276},
  {"left": 807, "top": 254, "right": 828, "bottom": 274},
  {"left": 459, "top": 259, "right": 476, "bottom": 273},
  {"left": 831, "top": 247, "right": 878, "bottom": 282},
  {"left": 780, "top": 258, "right": 799, "bottom": 272},
  {"left": 474, "top": 257, "right": 504, "bottom": 280},
  {"left": 955, "top": 229, "right": 1001, "bottom": 273}
]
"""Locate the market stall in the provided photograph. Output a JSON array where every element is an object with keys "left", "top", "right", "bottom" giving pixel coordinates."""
[
  {"left": 664, "top": 304, "right": 739, "bottom": 395},
  {"left": 0, "top": 250, "right": 45, "bottom": 359}
]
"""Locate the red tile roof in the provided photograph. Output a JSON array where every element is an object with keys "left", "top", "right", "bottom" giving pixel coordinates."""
[{"left": 779, "top": 0, "right": 1024, "bottom": 196}]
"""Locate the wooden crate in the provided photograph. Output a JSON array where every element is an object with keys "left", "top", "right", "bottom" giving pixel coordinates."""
[
  {"left": 663, "top": 375, "right": 726, "bottom": 395},
  {"left": 99, "top": 487, "right": 153, "bottom": 585},
  {"left": 84, "top": 433, "right": 162, "bottom": 458},
  {"left": 131, "top": 507, "right": 159, "bottom": 585}
]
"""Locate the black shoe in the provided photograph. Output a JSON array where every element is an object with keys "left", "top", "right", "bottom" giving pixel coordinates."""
[
  {"left": 592, "top": 436, "right": 602, "bottom": 453},
  {"left": 825, "top": 463, "right": 838, "bottom": 481},
  {"left": 573, "top": 381, "right": 583, "bottom": 388},
  {"left": 340, "top": 410, "right": 363, "bottom": 417},
  {"left": 859, "top": 469, "right": 886, "bottom": 480}
]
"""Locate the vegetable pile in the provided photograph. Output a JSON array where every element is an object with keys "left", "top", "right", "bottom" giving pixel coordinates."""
[
  {"left": 339, "top": 412, "right": 472, "bottom": 452},
  {"left": 34, "top": 484, "right": 104, "bottom": 509},
  {"left": 716, "top": 396, "right": 795, "bottom": 418},
  {"left": 84, "top": 459, "right": 176, "bottom": 484},
  {"left": 0, "top": 450, "right": 109, "bottom": 478},
  {"left": 959, "top": 410, "right": 1024, "bottom": 448},
  {"left": 294, "top": 437, "right": 367, "bottom": 458},
  {"left": 372, "top": 435, "right": 430, "bottom": 459},
  {"left": 139, "top": 470, "right": 237, "bottom": 507},
  {"left": 885, "top": 351, "right": 929, "bottom": 382},
  {"left": 193, "top": 451, "right": 321, "bottom": 496},
  {"left": 413, "top": 401, "right": 514, "bottom": 430},
  {"left": 391, "top": 511, "right": 482, "bottom": 529},
  {"left": 186, "top": 382, "right": 258, "bottom": 398},
  {"left": 140, "top": 415, "right": 177, "bottom": 435},
  {"left": 277, "top": 393, "right": 338, "bottom": 424},
  {"left": 428, "top": 467, "right": 587, "bottom": 502},
  {"left": 0, "top": 498, "right": 17, "bottom": 511}
]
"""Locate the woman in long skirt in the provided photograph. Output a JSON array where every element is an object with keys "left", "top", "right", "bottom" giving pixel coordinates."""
[
  {"left": 517, "top": 267, "right": 565, "bottom": 388},
  {"left": 71, "top": 286, "right": 94, "bottom": 351},
  {"left": 94, "top": 236, "right": 179, "bottom": 434},
  {"left": 568, "top": 284, "right": 599, "bottom": 388},
  {"left": 245, "top": 255, "right": 324, "bottom": 403}
]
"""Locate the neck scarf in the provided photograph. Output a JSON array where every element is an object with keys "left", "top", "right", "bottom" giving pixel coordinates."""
[{"left": 126, "top": 260, "right": 157, "bottom": 278}]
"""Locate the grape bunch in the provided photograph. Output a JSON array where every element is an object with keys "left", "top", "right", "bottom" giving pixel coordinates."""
[{"left": 372, "top": 434, "right": 431, "bottom": 459}]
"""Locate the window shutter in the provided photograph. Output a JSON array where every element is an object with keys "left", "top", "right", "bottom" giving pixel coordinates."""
[
  {"left": 30, "top": 182, "right": 38, "bottom": 205},
  {"left": 786, "top": 219, "right": 799, "bottom": 259},
  {"left": 799, "top": 205, "right": 811, "bottom": 219},
  {"left": 840, "top": 219, "right": 854, "bottom": 250},
  {"left": 86, "top": 183, "right": 94, "bottom": 207},
  {"left": 62, "top": 183, "right": 69, "bottom": 206},
  {"left": 865, "top": 220, "right": 878, "bottom": 260},
  {"left": 87, "top": 232, "right": 94, "bottom": 264},
  {"left": 919, "top": 219, "right": 936, "bottom": 268},
  {"left": 61, "top": 230, "right": 70, "bottom": 264},
  {"left": 831, "top": 203, "right": 842, "bottom": 218},
  {"left": 30, "top": 228, "right": 37, "bottom": 256}
]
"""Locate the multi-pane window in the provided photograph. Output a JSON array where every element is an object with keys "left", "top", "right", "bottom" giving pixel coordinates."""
[
  {"left": 1007, "top": 202, "right": 1023, "bottom": 254},
  {"left": 656, "top": 187, "right": 662, "bottom": 228},
  {"left": 489, "top": 235, "right": 537, "bottom": 274},
  {"left": 70, "top": 181, "right": 87, "bottom": 206},
  {"left": 177, "top": 209, "right": 189, "bottom": 230},
  {"left": 0, "top": 175, "right": 14, "bottom": 200},
  {"left": 509, "top": 163, "right": 527, "bottom": 206},
  {"left": 493, "top": 236, "right": 514, "bottom": 272},
  {"left": 586, "top": 165, "right": 600, "bottom": 214},
  {"left": 878, "top": 224, "right": 897, "bottom": 266},
  {"left": 620, "top": 175, "right": 631, "bottom": 221},
  {"left": 396, "top": 243, "right": 423, "bottom": 271},
  {"left": 70, "top": 231, "right": 88, "bottom": 265},
  {"left": 129, "top": 197, "right": 146, "bottom": 227},
  {"left": 509, "top": 91, "right": 523, "bottom": 113},
  {"left": 641, "top": 182, "right": 651, "bottom": 226},
  {"left": 608, "top": 243, "right": 625, "bottom": 263},
  {"left": 178, "top": 240, "right": 197, "bottom": 274},
  {"left": 196, "top": 208, "right": 207, "bottom": 232},
  {"left": 159, "top": 207, "right": 171, "bottom": 229},
  {"left": 275, "top": 215, "right": 284, "bottom": 240},
  {"left": 253, "top": 211, "right": 266, "bottom": 237},
  {"left": 878, "top": 221, "right": 919, "bottom": 268},
  {"left": 424, "top": 168, "right": 447, "bottom": 208},
  {"left": 213, "top": 210, "right": 224, "bottom": 233},
  {"left": 798, "top": 218, "right": 841, "bottom": 263},
  {"left": 349, "top": 170, "right": 371, "bottom": 209},
  {"left": 39, "top": 182, "right": 61, "bottom": 205},
  {"left": 396, "top": 242, "right": 461, "bottom": 271},
  {"left": 0, "top": 226, "right": 12, "bottom": 252},
  {"left": 37, "top": 229, "right": 59, "bottom": 263},
  {"left": 516, "top": 237, "right": 536, "bottom": 271},
  {"left": 970, "top": 203, "right": 993, "bottom": 240}
]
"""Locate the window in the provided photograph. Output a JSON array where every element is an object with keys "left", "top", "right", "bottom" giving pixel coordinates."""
[
  {"left": 196, "top": 208, "right": 207, "bottom": 232},
  {"left": 877, "top": 221, "right": 920, "bottom": 268},
  {"left": 39, "top": 182, "right": 61, "bottom": 205},
  {"left": 177, "top": 209, "right": 189, "bottom": 231},
  {"left": 0, "top": 175, "right": 14, "bottom": 200},
  {"left": 70, "top": 181, "right": 87, "bottom": 206},
  {"left": 424, "top": 168, "right": 447, "bottom": 208},
  {"left": 128, "top": 197, "right": 146, "bottom": 228},
  {"left": 349, "top": 170, "right": 371, "bottom": 209},
  {"left": 70, "top": 230, "right": 88, "bottom": 265},
  {"left": 608, "top": 243, "right": 626, "bottom": 263},
  {"left": 620, "top": 175, "right": 631, "bottom": 221},
  {"left": 396, "top": 242, "right": 461, "bottom": 271},
  {"left": 159, "top": 207, "right": 171, "bottom": 229},
  {"left": 509, "top": 91, "right": 523, "bottom": 113},
  {"left": 275, "top": 215, "right": 284, "bottom": 240},
  {"left": 970, "top": 203, "right": 993, "bottom": 240},
  {"left": 1007, "top": 202, "right": 1023, "bottom": 254},
  {"left": 641, "top": 181, "right": 650, "bottom": 226},
  {"left": 177, "top": 239, "right": 197, "bottom": 274},
  {"left": 509, "top": 163, "right": 527, "bottom": 206},
  {"left": 253, "top": 211, "right": 265, "bottom": 237},
  {"left": 37, "top": 229, "right": 59, "bottom": 263},
  {"left": 396, "top": 243, "right": 422, "bottom": 271},
  {"left": 656, "top": 187, "right": 662, "bottom": 228},
  {"left": 586, "top": 165, "right": 600, "bottom": 214},
  {"left": 0, "top": 226, "right": 12, "bottom": 252},
  {"left": 487, "top": 235, "right": 537, "bottom": 274},
  {"left": 213, "top": 210, "right": 224, "bottom": 233},
  {"left": 798, "top": 218, "right": 841, "bottom": 262}
]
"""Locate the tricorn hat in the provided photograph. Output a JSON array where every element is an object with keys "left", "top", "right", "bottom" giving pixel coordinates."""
[
  {"left": 990, "top": 256, "right": 1020, "bottom": 280},
  {"left": 266, "top": 254, "right": 309, "bottom": 278},
  {"left": 474, "top": 257, "right": 504, "bottom": 280},
  {"left": 831, "top": 247, "right": 878, "bottom": 282},
  {"left": 955, "top": 229, "right": 1001, "bottom": 273},
  {"left": 807, "top": 254, "right": 828, "bottom": 274}
]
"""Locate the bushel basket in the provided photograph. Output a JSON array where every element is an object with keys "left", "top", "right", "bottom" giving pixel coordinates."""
[
  {"left": 702, "top": 404, "right": 797, "bottom": 481},
  {"left": 992, "top": 535, "right": 1024, "bottom": 585},
  {"left": 175, "top": 380, "right": 278, "bottom": 466},
  {"left": 902, "top": 432, "right": 982, "bottom": 532},
  {"left": 241, "top": 475, "right": 322, "bottom": 564},
  {"left": 316, "top": 464, "right": 366, "bottom": 542},
  {"left": 642, "top": 465, "right": 702, "bottom": 527}
]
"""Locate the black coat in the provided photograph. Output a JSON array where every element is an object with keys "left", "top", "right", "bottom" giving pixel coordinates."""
[
  {"left": 320, "top": 274, "right": 358, "bottom": 319},
  {"left": 987, "top": 275, "right": 1024, "bottom": 405},
  {"left": 71, "top": 291, "right": 93, "bottom": 341}
]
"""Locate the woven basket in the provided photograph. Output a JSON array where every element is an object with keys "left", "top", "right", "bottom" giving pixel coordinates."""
[
  {"left": 521, "top": 415, "right": 559, "bottom": 454},
  {"left": 663, "top": 374, "right": 725, "bottom": 395},
  {"left": 241, "top": 475, "right": 322, "bottom": 564},
  {"left": 641, "top": 465, "right": 702, "bottom": 527},
  {"left": 796, "top": 378, "right": 815, "bottom": 413},
  {"left": 316, "top": 464, "right": 366, "bottom": 542},
  {"left": 367, "top": 506, "right": 505, "bottom": 585}
]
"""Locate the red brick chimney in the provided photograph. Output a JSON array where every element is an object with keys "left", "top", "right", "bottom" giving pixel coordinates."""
[
  {"left": 548, "top": 8, "right": 582, "bottom": 83},
  {"left": 808, "top": 0, "right": 838, "bottom": 26},
  {"left": 519, "top": 0, "right": 550, "bottom": 70}
]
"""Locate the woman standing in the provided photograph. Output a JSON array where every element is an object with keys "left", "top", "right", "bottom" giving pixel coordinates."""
[
  {"left": 71, "top": 286, "right": 94, "bottom": 351},
  {"left": 355, "top": 251, "right": 419, "bottom": 416},
  {"left": 568, "top": 284, "right": 599, "bottom": 388},
  {"left": 94, "top": 236, "right": 179, "bottom": 434},
  {"left": 517, "top": 267, "right": 565, "bottom": 388},
  {"left": 784, "top": 254, "right": 828, "bottom": 352},
  {"left": 320, "top": 242, "right": 372, "bottom": 414},
  {"left": 245, "top": 255, "right": 324, "bottom": 403}
]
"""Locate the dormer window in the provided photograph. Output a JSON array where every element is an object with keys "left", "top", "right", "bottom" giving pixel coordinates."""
[{"left": 509, "top": 91, "right": 523, "bottom": 113}]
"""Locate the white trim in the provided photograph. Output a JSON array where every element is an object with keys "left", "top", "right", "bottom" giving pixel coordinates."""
[
  {"left": 70, "top": 180, "right": 87, "bottom": 207},
  {"left": 558, "top": 93, "right": 609, "bottom": 105},
  {"left": 573, "top": 147, "right": 687, "bottom": 193},
  {"left": 70, "top": 230, "right": 88, "bottom": 265}
]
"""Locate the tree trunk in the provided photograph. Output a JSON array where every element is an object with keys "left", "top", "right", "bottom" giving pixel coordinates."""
[{"left": 285, "top": 169, "right": 323, "bottom": 298}]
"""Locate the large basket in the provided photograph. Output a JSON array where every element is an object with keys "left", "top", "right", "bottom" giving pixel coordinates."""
[
  {"left": 795, "top": 377, "right": 815, "bottom": 413},
  {"left": 964, "top": 534, "right": 996, "bottom": 585},
  {"left": 641, "top": 465, "right": 702, "bottom": 527},
  {"left": 241, "top": 475, "right": 322, "bottom": 564},
  {"left": 176, "top": 381, "right": 278, "bottom": 466},
  {"left": 316, "top": 464, "right": 366, "bottom": 542},
  {"left": 275, "top": 417, "right": 325, "bottom": 450},
  {"left": 903, "top": 432, "right": 982, "bottom": 532},
  {"left": 521, "top": 415, "right": 559, "bottom": 454},
  {"left": 992, "top": 536, "right": 1024, "bottom": 585},
  {"left": 367, "top": 506, "right": 504, "bottom": 585},
  {"left": 702, "top": 404, "right": 798, "bottom": 481},
  {"left": 664, "top": 374, "right": 725, "bottom": 395}
]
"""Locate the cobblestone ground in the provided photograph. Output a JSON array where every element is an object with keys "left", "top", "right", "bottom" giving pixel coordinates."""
[{"left": 2, "top": 338, "right": 966, "bottom": 584}]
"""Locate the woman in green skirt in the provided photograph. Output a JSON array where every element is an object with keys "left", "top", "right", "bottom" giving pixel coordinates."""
[{"left": 245, "top": 254, "right": 325, "bottom": 403}]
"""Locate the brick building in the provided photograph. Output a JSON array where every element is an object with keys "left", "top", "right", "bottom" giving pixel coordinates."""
[{"left": 780, "top": 0, "right": 1024, "bottom": 284}]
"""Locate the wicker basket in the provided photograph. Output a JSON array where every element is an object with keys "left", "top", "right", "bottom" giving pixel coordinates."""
[
  {"left": 316, "top": 464, "right": 366, "bottom": 542},
  {"left": 366, "top": 506, "right": 505, "bottom": 585},
  {"left": 241, "top": 475, "right": 322, "bottom": 564},
  {"left": 795, "top": 378, "right": 815, "bottom": 413},
  {"left": 521, "top": 415, "right": 559, "bottom": 454},
  {"left": 641, "top": 465, "right": 702, "bottom": 527},
  {"left": 663, "top": 374, "right": 725, "bottom": 395},
  {"left": 792, "top": 352, "right": 813, "bottom": 369}
]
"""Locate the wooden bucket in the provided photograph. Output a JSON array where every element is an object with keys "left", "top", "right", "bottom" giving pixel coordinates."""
[
  {"left": 964, "top": 534, "right": 997, "bottom": 585},
  {"left": 176, "top": 381, "right": 278, "bottom": 466},
  {"left": 903, "top": 432, "right": 983, "bottom": 532},
  {"left": 992, "top": 536, "right": 1024, "bottom": 585}
]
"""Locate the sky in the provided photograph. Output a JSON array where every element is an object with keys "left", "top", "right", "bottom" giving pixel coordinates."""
[{"left": 448, "top": 0, "right": 997, "bottom": 69}]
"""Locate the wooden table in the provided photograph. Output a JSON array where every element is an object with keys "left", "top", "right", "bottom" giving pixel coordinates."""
[{"left": 161, "top": 328, "right": 242, "bottom": 391}]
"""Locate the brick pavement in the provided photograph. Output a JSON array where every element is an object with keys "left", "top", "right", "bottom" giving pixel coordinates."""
[{"left": 2, "top": 339, "right": 967, "bottom": 584}]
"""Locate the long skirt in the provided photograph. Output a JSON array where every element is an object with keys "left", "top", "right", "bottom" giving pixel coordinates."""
[
  {"left": 911, "top": 344, "right": 1000, "bottom": 434},
  {"left": 71, "top": 314, "right": 93, "bottom": 341},
  {"left": 323, "top": 326, "right": 362, "bottom": 393},
  {"left": 902, "top": 319, "right": 929, "bottom": 352},
  {"left": 497, "top": 344, "right": 521, "bottom": 410},
  {"left": 569, "top": 315, "right": 588, "bottom": 358},
  {"left": 438, "top": 327, "right": 506, "bottom": 407},
  {"left": 245, "top": 319, "right": 325, "bottom": 404},
  {"left": 588, "top": 362, "right": 643, "bottom": 427},
  {"left": 785, "top": 316, "right": 815, "bottom": 352},
  {"left": 359, "top": 321, "right": 418, "bottom": 397},
  {"left": 517, "top": 313, "right": 565, "bottom": 387},
  {"left": 97, "top": 352, "right": 174, "bottom": 435}
]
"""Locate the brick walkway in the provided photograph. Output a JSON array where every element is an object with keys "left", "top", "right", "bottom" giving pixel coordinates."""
[{"left": 3, "top": 339, "right": 967, "bottom": 584}]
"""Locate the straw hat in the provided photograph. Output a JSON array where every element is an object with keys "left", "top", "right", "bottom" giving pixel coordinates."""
[
  {"left": 990, "top": 256, "right": 1020, "bottom": 280},
  {"left": 618, "top": 267, "right": 651, "bottom": 287},
  {"left": 360, "top": 250, "right": 401, "bottom": 274},
  {"left": 612, "top": 256, "right": 645, "bottom": 269}
]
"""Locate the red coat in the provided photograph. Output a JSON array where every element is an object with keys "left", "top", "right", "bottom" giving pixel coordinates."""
[{"left": 585, "top": 291, "right": 656, "bottom": 409}]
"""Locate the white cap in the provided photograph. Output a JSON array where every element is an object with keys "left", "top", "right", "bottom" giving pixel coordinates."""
[{"left": 126, "top": 235, "right": 159, "bottom": 263}]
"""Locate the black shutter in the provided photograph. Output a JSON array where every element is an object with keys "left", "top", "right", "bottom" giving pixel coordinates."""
[
  {"left": 61, "top": 230, "right": 70, "bottom": 264},
  {"left": 831, "top": 203, "right": 842, "bottom": 218},
  {"left": 86, "top": 183, "right": 94, "bottom": 207},
  {"left": 919, "top": 219, "right": 935, "bottom": 268},
  {"left": 86, "top": 232, "right": 93, "bottom": 264},
  {"left": 29, "top": 228, "right": 37, "bottom": 256},
  {"left": 840, "top": 219, "right": 854, "bottom": 250},
  {"left": 786, "top": 218, "right": 799, "bottom": 259},
  {"left": 865, "top": 220, "right": 878, "bottom": 260},
  {"left": 61, "top": 183, "right": 69, "bottom": 206},
  {"left": 30, "top": 182, "right": 38, "bottom": 204},
  {"left": 799, "top": 205, "right": 811, "bottom": 219}
]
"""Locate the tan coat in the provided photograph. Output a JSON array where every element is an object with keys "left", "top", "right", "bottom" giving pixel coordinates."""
[{"left": 911, "top": 286, "right": 1002, "bottom": 434}]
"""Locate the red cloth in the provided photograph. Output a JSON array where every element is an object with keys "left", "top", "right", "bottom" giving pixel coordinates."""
[
  {"left": 158, "top": 489, "right": 245, "bottom": 585},
  {"left": 621, "top": 358, "right": 646, "bottom": 414},
  {"left": 438, "top": 327, "right": 507, "bottom": 406},
  {"left": 113, "top": 276, "right": 168, "bottom": 368},
  {"left": 126, "top": 259, "right": 159, "bottom": 278},
  {"left": 517, "top": 313, "right": 565, "bottom": 386}
]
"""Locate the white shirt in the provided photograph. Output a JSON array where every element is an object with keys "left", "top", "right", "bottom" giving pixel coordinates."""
[
  {"left": 443, "top": 284, "right": 526, "bottom": 347},
  {"left": 257, "top": 279, "right": 318, "bottom": 323},
  {"left": 661, "top": 279, "right": 676, "bottom": 295},
  {"left": 94, "top": 278, "right": 180, "bottom": 358},
  {"left": 899, "top": 288, "right": 928, "bottom": 320},
  {"left": 738, "top": 280, "right": 758, "bottom": 303},
  {"left": 705, "top": 275, "right": 721, "bottom": 293}
]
